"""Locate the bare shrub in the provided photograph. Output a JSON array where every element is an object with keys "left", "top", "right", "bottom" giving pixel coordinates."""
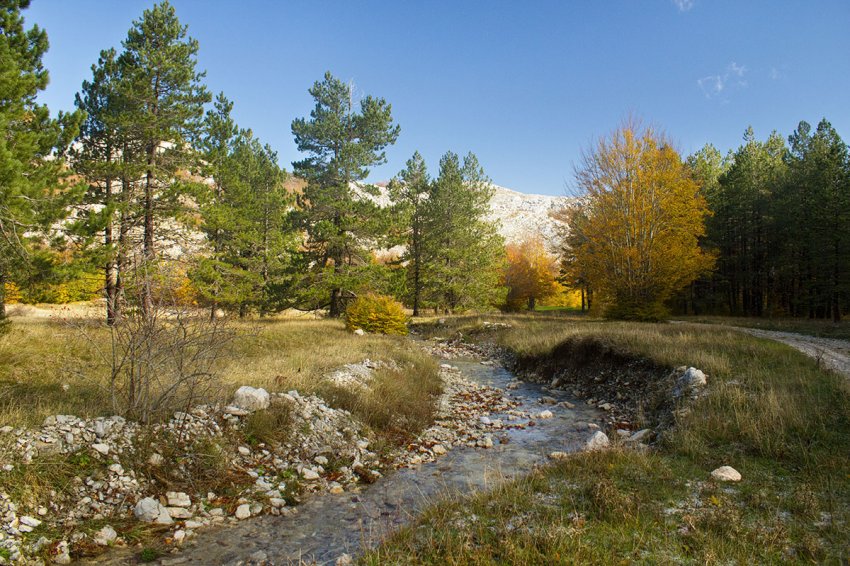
[{"left": 74, "top": 264, "right": 236, "bottom": 423}]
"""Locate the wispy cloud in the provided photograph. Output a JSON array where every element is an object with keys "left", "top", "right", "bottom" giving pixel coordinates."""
[
  {"left": 770, "top": 67, "right": 782, "bottom": 80},
  {"left": 672, "top": 0, "right": 695, "bottom": 12},
  {"left": 698, "top": 62, "right": 748, "bottom": 101}
]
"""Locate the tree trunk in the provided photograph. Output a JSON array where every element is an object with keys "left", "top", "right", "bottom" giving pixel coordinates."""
[
  {"left": 104, "top": 177, "right": 118, "bottom": 326},
  {"left": 0, "top": 271, "right": 7, "bottom": 324},
  {"left": 329, "top": 287, "right": 342, "bottom": 318},
  {"left": 116, "top": 190, "right": 130, "bottom": 323},
  {"left": 142, "top": 151, "right": 156, "bottom": 316},
  {"left": 527, "top": 296, "right": 536, "bottom": 311}
]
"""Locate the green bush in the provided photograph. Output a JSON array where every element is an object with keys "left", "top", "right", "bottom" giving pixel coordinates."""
[{"left": 345, "top": 293, "right": 409, "bottom": 335}]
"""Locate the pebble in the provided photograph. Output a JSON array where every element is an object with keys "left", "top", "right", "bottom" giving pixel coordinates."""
[
  {"left": 91, "top": 443, "right": 110, "bottom": 455},
  {"left": 234, "top": 504, "right": 252, "bottom": 520},
  {"left": 166, "top": 491, "right": 191, "bottom": 508},
  {"left": 301, "top": 468, "right": 320, "bottom": 481}
]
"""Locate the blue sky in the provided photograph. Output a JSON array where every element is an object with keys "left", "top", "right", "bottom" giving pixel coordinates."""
[{"left": 27, "top": 0, "right": 850, "bottom": 196}]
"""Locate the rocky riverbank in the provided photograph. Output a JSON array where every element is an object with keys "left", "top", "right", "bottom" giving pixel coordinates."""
[{"left": 0, "top": 341, "right": 524, "bottom": 564}]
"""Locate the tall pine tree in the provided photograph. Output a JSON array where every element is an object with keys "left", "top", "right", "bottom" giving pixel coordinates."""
[
  {"left": 117, "top": 0, "right": 209, "bottom": 311},
  {"left": 291, "top": 72, "right": 399, "bottom": 316},
  {"left": 389, "top": 151, "right": 430, "bottom": 316},
  {"left": 420, "top": 152, "right": 505, "bottom": 312},
  {"left": 0, "top": 0, "right": 83, "bottom": 328}
]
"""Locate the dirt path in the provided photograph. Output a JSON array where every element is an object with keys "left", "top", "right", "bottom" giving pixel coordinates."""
[{"left": 722, "top": 326, "right": 850, "bottom": 378}]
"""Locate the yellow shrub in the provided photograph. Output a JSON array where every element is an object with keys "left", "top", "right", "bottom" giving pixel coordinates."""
[
  {"left": 345, "top": 293, "right": 409, "bottom": 335},
  {"left": 4, "top": 282, "right": 22, "bottom": 304}
]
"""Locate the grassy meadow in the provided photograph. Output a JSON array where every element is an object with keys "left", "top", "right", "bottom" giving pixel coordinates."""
[
  {"left": 0, "top": 311, "right": 439, "bottom": 443},
  {"left": 365, "top": 314, "right": 850, "bottom": 564}
]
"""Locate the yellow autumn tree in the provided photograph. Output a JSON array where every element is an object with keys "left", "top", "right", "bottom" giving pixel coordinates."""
[
  {"left": 569, "top": 122, "right": 714, "bottom": 320},
  {"left": 503, "top": 236, "right": 559, "bottom": 310}
]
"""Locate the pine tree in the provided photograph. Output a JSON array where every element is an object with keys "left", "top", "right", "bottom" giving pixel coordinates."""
[
  {"left": 388, "top": 151, "right": 429, "bottom": 315},
  {"left": 0, "top": 0, "right": 83, "bottom": 328},
  {"left": 713, "top": 128, "right": 786, "bottom": 316},
  {"left": 193, "top": 128, "right": 296, "bottom": 316},
  {"left": 291, "top": 72, "right": 399, "bottom": 316},
  {"left": 72, "top": 48, "right": 143, "bottom": 325},
  {"left": 420, "top": 152, "right": 505, "bottom": 312},
  {"left": 783, "top": 120, "right": 850, "bottom": 320},
  {"left": 195, "top": 92, "right": 240, "bottom": 317},
  {"left": 117, "top": 0, "right": 210, "bottom": 311}
]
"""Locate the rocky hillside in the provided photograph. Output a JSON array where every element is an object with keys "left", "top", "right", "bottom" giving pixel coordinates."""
[
  {"left": 487, "top": 185, "right": 573, "bottom": 251},
  {"left": 363, "top": 182, "right": 574, "bottom": 252}
]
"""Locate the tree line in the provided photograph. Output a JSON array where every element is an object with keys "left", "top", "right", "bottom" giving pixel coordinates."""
[
  {"left": 558, "top": 119, "right": 849, "bottom": 322},
  {"left": 0, "top": 0, "right": 506, "bottom": 329},
  {"left": 686, "top": 121, "right": 850, "bottom": 321}
]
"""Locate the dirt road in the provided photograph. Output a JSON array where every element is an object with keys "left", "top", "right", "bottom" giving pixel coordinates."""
[{"left": 725, "top": 326, "right": 850, "bottom": 379}]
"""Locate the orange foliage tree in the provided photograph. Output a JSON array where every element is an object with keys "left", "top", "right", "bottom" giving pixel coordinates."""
[
  {"left": 503, "top": 236, "right": 559, "bottom": 310},
  {"left": 567, "top": 122, "right": 714, "bottom": 320}
]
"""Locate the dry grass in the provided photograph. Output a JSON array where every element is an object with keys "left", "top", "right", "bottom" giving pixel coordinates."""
[
  {"left": 366, "top": 314, "right": 850, "bottom": 563},
  {"left": 0, "top": 314, "right": 440, "bottom": 444}
]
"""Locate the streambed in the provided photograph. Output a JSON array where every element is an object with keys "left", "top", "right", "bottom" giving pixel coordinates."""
[{"left": 99, "top": 354, "right": 602, "bottom": 565}]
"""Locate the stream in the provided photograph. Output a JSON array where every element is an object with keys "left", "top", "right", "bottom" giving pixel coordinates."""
[{"left": 101, "top": 354, "right": 601, "bottom": 565}]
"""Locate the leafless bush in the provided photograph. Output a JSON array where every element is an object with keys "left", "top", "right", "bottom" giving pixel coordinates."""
[{"left": 74, "top": 263, "right": 236, "bottom": 423}]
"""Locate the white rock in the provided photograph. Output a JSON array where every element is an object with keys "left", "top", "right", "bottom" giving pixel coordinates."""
[
  {"left": 166, "top": 491, "right": 191, "bottom": 508},
  {"left": 234, "top": 503, "right": 251, "bottom": 519},
  {"left": 237, "top": 446, "right": 251, "bottom": 456},
  {"left": 167, "top": 507, "right": 193, "bottom": 519},
  {"left": 537, "top": 410, "right": 554, "bottom": 419},
  {"left": 301, "top": 468, "right": 320, "bottom": 481},
  {"left": 93, "top": 525, "right": 117, "bottom": 546},
  {"left": 173, "top": 529, "right": 186, "bottom": 542},
  {"left": 681, "top": 367, "right": 707, "bottom": 387},
  {"left": 20, "top": 516, "right": 42, "bottom": 528},
  {"left": 353, "top": 328, "right": 365, "bottom": 336},
  {"left": 269, "top": 498, "right": 286, "bottom": 508},
  {"left": 223, "top": 405, "right": 249, "bottom": 416},
  {"left": 91, "top": 443, "right": 110, "bottom": 455},
  {"left": 432, "top": 444, "right": 447, "bottom": 455},
  {"left": 711, "top": 465, "right": 742, "bottom": 482},
  {"left": 585, "top": 431, "right": 610, "bottom": 451},
  {"left": 314, "top": 455, "right": 329, "bottom": 466},
  {"left": 134, "top": 497, "right": 172, "bottom": 524},
  {"left": 184, "top": 520, "right": 204, "bottom": 529},
  {"left": 232, "top": 386, "right": 270, "bottom": 412},
  {"left": 479, "top": 416, "right": 492, "bottom": 425}
]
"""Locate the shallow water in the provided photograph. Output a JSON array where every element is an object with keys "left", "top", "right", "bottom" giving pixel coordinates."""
[{"left": 97, "top": 356, "right": 601, "bottom": 565}]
